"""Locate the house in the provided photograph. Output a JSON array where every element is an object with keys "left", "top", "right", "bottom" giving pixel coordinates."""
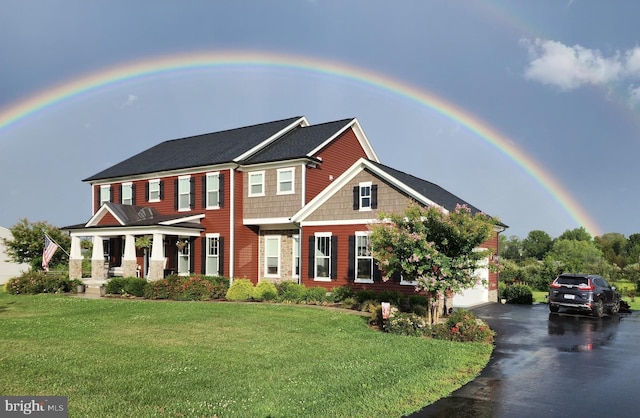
[
  {"left": 64, "top": 116, "right": 505, "bottom": 306},
  {"left": 0, "top": 226, "right": 29, "bottom": 284}
]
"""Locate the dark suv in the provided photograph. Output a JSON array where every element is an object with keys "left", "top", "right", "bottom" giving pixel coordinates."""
[{"left": 548, "top": 273, "right": 621, "bottom": 317}]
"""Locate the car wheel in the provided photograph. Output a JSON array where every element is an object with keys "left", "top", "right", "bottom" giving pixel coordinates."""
[
  {"left": 609, "top": 299, "right": 620, "bottom": 314},
  {"left": 549, "top": 305, "right": 560, "bottom": 313},
  {"left": 592, "top": 299, "right": 604, "bottom": 317}
]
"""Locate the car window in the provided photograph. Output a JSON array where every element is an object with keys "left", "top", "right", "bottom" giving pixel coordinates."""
[
  {"left": 600, "top": 278, "right": 611, "bottom": 287},
  {"left": 556, "top": 276, "right": 588, "bottom": 285}
]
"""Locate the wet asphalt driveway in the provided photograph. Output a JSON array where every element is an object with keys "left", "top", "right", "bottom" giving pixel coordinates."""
[{"left": 410, "top": 303, "right": 639, "bottom": 418}]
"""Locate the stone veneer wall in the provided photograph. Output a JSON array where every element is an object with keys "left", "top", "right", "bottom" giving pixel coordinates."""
[{"left": 69, "top": 259, "right": 83, "bottom": 280}]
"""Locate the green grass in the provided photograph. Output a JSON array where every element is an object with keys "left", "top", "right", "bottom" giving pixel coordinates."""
[{"left": 0, "top": 292, "right": 492, "bottom": 417}]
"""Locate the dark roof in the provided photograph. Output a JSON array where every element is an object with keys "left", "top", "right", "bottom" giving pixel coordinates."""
[
  {"left": 83, "top": 117, "right": 303, "bottom": 181},
  {"left": 241, "top": 119, "right": 354, "bottom": 164},
  {"left": 369, "top": 161, "right": 483, "bottom": 214}
]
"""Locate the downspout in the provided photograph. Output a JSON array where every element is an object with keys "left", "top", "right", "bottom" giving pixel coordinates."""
[{"left": 229, "top": 165, "right": 236, "bottom": 284}]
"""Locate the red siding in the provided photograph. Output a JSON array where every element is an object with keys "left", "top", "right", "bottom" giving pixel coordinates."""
[
  {"left": 306, "top": 128, "right": 369, "bottom": 202},
  {"left": 98, "top": 212, "right": 120, "bottom": 226},
  {"left": 232, "top": 169, "right": 259, "bottom": 282}
]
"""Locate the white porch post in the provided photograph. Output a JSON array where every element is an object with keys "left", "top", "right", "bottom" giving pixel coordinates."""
[
  {"left": 69, "top": 235, "right": 83, "bottom": 280},
  {"left": 148, "top": 233, "right": 165, "bottom": 281},
  {"left": 122, "top": 234, "right": 138, "bottom": 278},
  {"left": 91, "top": 235, "right": 107, "bottom": 280}
]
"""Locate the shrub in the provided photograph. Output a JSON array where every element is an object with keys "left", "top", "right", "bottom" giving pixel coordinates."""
[
  {"left": 305, "top": 287, "right": 328, "bottom": 304},
  {"left": 104, "top": 277, "right": 147, "bottom": 297},
  {"left": 359, "top": 299, "right": 379, "bottom": 313},
  {"left": 174, "top": 276, "right": 216, "bottom": 301},
  {"left": 5, "top": 271, "right": 72, "bottom": 294},
  {"left": 276, "top": 281, "right": 307, "bottom": 303},
  {"left": 385, "top": 312, "right": 429, "bottom": 337},
  {"left": 329, "top": 286, "right": 353, "bottom": 302},
  {"left": 502, "top": 283, "right": 533, "bottom": 304},
  {"left": 143, "top": 280, "right": 171, "bottom": 300},
  {"left": 225, "top": 279, "right": 254, "bottom": 301},
  {"left": 253, "top": 281, "right": 278, "bottom": 302},
  {"left": 340, "top": 297, "right": 358, "bottom": 310},
  {"left": 206, "top": 276, "right": 230, "bottom": 299},
  {"left": 355, "top": 289, "right": 377, "bottom": 304},
  {"left": 377, "top": 290, "right": 403, "bottom": 305},
  {"left": 431, "top": 309, "right": 494, "bottom": 343}
]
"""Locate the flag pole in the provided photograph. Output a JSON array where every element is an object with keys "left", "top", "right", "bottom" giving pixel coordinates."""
[{"left": 44, "top": 233, "right": 70, "bottom": 257}]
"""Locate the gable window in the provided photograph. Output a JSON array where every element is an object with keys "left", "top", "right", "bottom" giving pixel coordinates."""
[
  {"left": 178, "top": 175, "right": 191, "bottom": 211},
  {"left": 353, "top": 183, "right": 378, "bottom": 210},
  {"left": 355, "top": 232, "right": 373, "bottom": 283},
  {"left": 277, "top": 168, "right": 294, "bottom": 195},
  {"left": 205, "top": 172, "right": 222, "bottom": 209},
  {"left": 249, "top": 171, "right": 265, "bottom": 196},
  {"left": 148, "top": 179, "right": 161, "bottom": 202},
  {"left": 264, "top": 235, "right": 280, "bottom": 277},
  {"left": 99, "top": 185, "right": 111, "bottom": 206},
  {"left": 121, "top": 182, "right": 133, "bottom": 205},
  {"left": 205, "top": 234, "right": 220, "bottom": 276},
  {"left": 310, "top": 233, "right": 337, "bottom": 282}
]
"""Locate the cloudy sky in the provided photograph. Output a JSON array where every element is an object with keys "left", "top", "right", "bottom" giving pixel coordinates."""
[{"left": 1, "top": 1, "right": 639, "bottom": 239}]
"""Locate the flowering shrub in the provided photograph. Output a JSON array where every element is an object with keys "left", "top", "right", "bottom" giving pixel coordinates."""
[
  {"left": 143, "top": 275, "right": 229, "bottom": 300},
  {"left": 175, "top": 276, "right": 216, "bottom": 301},
  {"left": 431, "top": 309, "right": 494, "bottom": 343},
  {"left": 385, "top": 312, "right": 429, "bottom": 337},
  {"left": 5, "top": 270, "right": 72, "bottom": 294}
]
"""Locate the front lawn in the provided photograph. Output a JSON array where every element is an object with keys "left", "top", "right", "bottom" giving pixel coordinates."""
[{"left": 0, "top": 292, "right": 491, "bottom": 417}]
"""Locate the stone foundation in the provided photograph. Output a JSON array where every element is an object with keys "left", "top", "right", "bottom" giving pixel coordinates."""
[
  {"left": 122, "top": 259, "right": 138, "bottom": 278},
  {"left": 69, "top": 259, "right": 83, "bottom": 280},
  {"left": 91, "top": 260, "right": 107, "bottom": 280}
]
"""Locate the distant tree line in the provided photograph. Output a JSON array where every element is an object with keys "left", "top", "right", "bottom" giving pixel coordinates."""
[{"left": 499, "top": 227, "right": 640, "bottom": 291}]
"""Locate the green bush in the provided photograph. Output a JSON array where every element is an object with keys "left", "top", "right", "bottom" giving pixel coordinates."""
[
  {"left": 207, "top": 276, "right": 231, "bottom": 299},
  {"left": 431, "top": 309, "right": 494, "bottom": 343},
  {"left": 225, "top": 279, "right": 254, "bottom": 301},
  {"left": 253, "top": 281, "right": 278, "bottom": 302},
  {"left": 105, "top": 277, "right": 147, "bottom": 297},
  {"left": 355, "top": 289, "right": 377, "bottom": 304},
  {"left": 143, "top": 279, "right": 171, "bottom": 300},
  {"left": 385, "top": 312, "right": 429, "bottom": 337},
  {"left": 276, "top": 281, "right": 307, "bottom": 303},
  {"left": 5, "top": 271, "right": 72, "bottom": 294},
  {"left": 174, "top": 276, "right": 216, "bottom": 301},
  {"left": 340, "top": 297, "right": 358, "bottom": 310},
  {"left": 502, "top": 283, "right": 533, "bottom": 304},
  {"left": 143, "top": 275, "right": 229, "bottom": 300},
  {"left": 377, "top": 290, "right": 403, "bottom": 305},
  {"left": 305, "top": 287, "right": 328, "bottom": 304},
  {"left": 329, "top": 286, "right": 353, "bottom": 302}
]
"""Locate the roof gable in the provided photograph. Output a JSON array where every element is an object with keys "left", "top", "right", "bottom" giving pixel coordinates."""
[{"left": 86, "top": 202, "right": 204, "bottom": 227}]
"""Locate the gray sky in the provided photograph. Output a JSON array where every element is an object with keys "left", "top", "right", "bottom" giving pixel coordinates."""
[{"left": 2, "top": 0, "right": 640, "bottom": 239}]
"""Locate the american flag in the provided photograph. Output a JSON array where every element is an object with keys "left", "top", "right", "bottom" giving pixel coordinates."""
[{"left": 42, "top": 234, "right": 59, "bottom": 272}]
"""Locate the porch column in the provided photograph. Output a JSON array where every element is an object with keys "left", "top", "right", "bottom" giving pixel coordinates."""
[
  {"left": 69, "top": 236, "right": 83, "bottom": 280},
  {"left": 148, "top": 233, "right": 165, "bottom": 281},
  {"left": 122, "top": 234, "right": 138, "bottom": 278},
  {"left": 91, "top": 235, "right": 107, "bottom": 280}
]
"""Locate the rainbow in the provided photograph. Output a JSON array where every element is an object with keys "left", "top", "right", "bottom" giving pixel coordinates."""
[{"left": 0, "top": 50, "right": 602, "bottom": 236}]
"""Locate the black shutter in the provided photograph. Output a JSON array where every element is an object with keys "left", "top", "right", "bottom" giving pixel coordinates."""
[
  {"left": 145, "top": 182, "right": 149, "bottom": 202},
  {"left": 190, "top": 177, "right": 196, "bottom": 209},
  {"left": 174, "top": 179, "right": 178, "bottom": 211},
  {"left": 218, "top": 174, "right": 224, "bottom": 207},
  {"left": 391, "top": 271, "right": 401, "bottom": 283},
  {"left": 348, "top": 236, "right": 355, "bottom": 281},
  {"left": 308, "top": 236, "right": 315, "bottom": 278},
  {"left": 95, "top": 187, "right": 100, "bottom": 211},
  {"left": 353, "top": 186, "right": 359, "bottom": 210},
  {"left": 331, "top": 236, "right": 338, "bottom": 280},
  {"left": 201, "top": 237, "right": 207, "bottom": 274},
  {"left": 218, "top": 237, "right": 224, "bottom": 276},
  {"left": 109, "top": 186, "right": 113, "bottom": 203},
  {"left": 189, "top": 238, "right": 195, "bottom": 273},
  {"left": 202, "top": 176, "right": 207, "bottom": 209},
  {"left": 159, "top": 180, "right": 164, "bottom": 200},
  {"left": 118, "top": 184, "right": 122, "bottom": 203},
  {"left": 131, "top": 184, "right": 136, "bottom": 206},
  {"left": 373, "top": 261, "right": 382, "bottom": 281},
  {"left": 371, "top": 184, "right": 378, "bottom": 209}
]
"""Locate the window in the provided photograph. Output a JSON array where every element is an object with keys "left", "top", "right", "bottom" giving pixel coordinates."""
[
  {"left": 205, "top": 235, "right": 220, "bottom": 276},
  {"left": 353, "top": 183, "right": 377, "bottom": 210},
  {"left": 264, "top": 236, "right": 280, "bottom": 277},
  {"left": 99, "top": 185, "right": 111, "bottom": 206},
  {"left": 277, "top": 168, "right": 294, "bottom": 195},
  {"left": 249, "top": 171, "right": 265, "bottom": 196},
  {"left": 148, "top": 179, "right": 161, "bottom": 202},
  {"left": 355, "top": 232, "right": 373, "bottom": 283},
  {"left": 314, "top": 234, "right": 331, "bottom": 281},
  {"left": 205, "top": 173, "right": 221, "bottom": 208},
  {"left": 177, "top": 239, "right": 190, "bottom": 275},
  {"left": 359, "top": 182, "right": 371, "bottom": 210},
  {"left": 178, "top": 176, "right": 191, "bottom": 211},
  {"left": 121, "top": 183, "right": 133, "bottom": 205},
  {"left": 292, "top": 234, "right": 299, "bottom": 278}
]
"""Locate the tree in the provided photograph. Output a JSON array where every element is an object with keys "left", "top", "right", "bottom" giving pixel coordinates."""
[
  {"left": 369, "top": 203, "right": 500, "bottom": 324},
  {"left": 500, "top": 235, "right": 523, "bottom": 260},
  {"left": 521, "top": 230, "right": 553, "bottom": 260},
  {"left": 545, "top": 239, "right": 603, "bottom": 273},
  {"left": 594, "top": 233, "right": 628, "bottom": 268},
  {"left": 1, "top": 218, "right": 70, "bottom": 270},
  {"left": 557, "top": 227, "right": 592, "bottom": 242}
]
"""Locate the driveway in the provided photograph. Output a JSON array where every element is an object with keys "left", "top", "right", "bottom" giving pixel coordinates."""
[{"left": 409, "top": 303, "right": 639, "bottom": 417}]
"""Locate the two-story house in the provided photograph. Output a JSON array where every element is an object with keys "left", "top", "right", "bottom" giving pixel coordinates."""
[{"left": 64, "top": 116, "right": 505, "bottom": 306}]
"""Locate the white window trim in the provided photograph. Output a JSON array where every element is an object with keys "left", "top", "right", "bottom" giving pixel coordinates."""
[
  {"left": 277, "top": 167, "right": 295, "bottom": 195},
  {"left": 206, "top": 172, "right": 220, "bottom": 209},
  {"left": 359, "top": 181, "right": 372, "bottom": 211},
  {"left": 99, "top": 185, "right": 111, "bottom": 206},
  {"left": 121, "top": 182, "right": 133, "bottom": 205},
  {"left": 400, "top": 276, "right": 418, "bottom": 286},
  {"left": 248, "top": 171, "right": 265, "bottom": 197},
  {"left": 206, "top": 233, "right": 220, "bottom": 276},
  {"left": 264, "top": 235, "right": 281, "bottom": 278},
  {"left": 292, "top": 234, "right": 300, "bottom": 279},
  {"left": 314, "top": 232, "right": 332, "bottom": 282},
  {"left": 178, "top": 175, "right": 191, "bottom": 212},
  {"left": 354, "top": 231, "right": 373, "bottom": 284},
  {"left": 148, "top": 179, "right": 161, "bottom": 203},
  {"left": 177, "top": 238, "right": 190, "bottom": 276}
]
